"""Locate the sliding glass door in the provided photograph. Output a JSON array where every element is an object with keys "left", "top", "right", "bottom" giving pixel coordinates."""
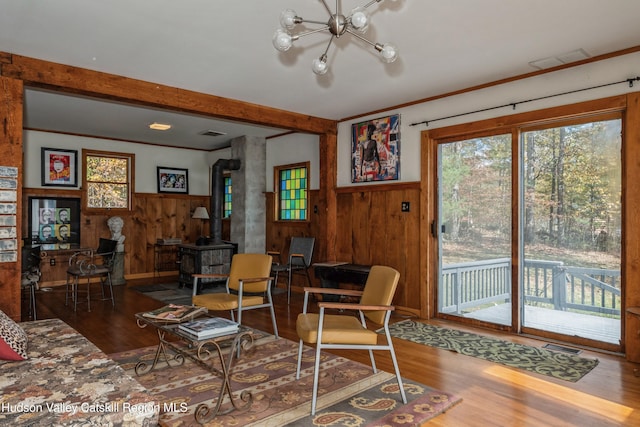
[
  {"left": 521, "top": 119, "right": 621, "bottom": 344},
  {"left": 437, "top": 134, "right": 513, "bottom": 326},
  {"left": 436, "top": 116, "right": 622, "bottom": 346}
]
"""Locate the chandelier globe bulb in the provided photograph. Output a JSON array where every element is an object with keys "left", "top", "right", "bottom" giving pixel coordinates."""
[
  {"left": 279, "top": 9, "right": 298, "bottom": 29},
  {"left": 350, "top": 7, "right": 370, "bottom": 33},
  {"left": 312, "top": 56, "right": 329, "bottom": 75},
  {"left": 273, "top": 29, "right": 293, "bottom": 52},
  {"left": 380, "top": 43, "right": 398, "bottom": 63}
]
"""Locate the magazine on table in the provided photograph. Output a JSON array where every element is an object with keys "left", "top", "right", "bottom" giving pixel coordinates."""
[
  {"left": 178, "top": 317, "right": 239, "bottom": 339},
  {"left": 142, "top": 304, "right": 207, "bottom": 322}
]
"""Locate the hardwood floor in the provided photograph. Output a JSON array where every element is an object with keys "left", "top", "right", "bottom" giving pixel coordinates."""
[{"left": 29, "top": 279, "right": 640, "bottom": 426}]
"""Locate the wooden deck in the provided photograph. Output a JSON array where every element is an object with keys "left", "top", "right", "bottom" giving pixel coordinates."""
[{"left": 463, "top": 304, "right": 620, "bottom": 345}]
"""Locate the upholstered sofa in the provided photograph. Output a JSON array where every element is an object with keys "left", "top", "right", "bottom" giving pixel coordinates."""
[{"left": 0, "top": 314, "right": 159, "bottom": 426}]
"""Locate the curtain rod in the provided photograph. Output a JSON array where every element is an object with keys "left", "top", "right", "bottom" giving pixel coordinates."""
[{"left": 410, "top": 76, "right": 640, "bottom": 127}]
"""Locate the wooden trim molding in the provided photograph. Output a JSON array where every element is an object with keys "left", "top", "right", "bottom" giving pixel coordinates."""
[{"left": 0, "top": 52, "right": 337, "bottom": 135}]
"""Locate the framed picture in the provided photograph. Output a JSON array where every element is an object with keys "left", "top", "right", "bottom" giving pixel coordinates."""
[
  {"left": 351, "top": 114, "right": 400, "bottom": 183},
  {"left": 41, "top": 147, "right": 78, "bottom": 187},
  {"left": 157, "top": 166, "right": 189, "bottom": 194},
  {"left": 27, "top": 197, "right": 81, "bottom": 250}
]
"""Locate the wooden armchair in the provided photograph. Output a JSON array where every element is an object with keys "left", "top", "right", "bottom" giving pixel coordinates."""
[{"left": 295, "top": 265, "right": 407, "bottom": 415}]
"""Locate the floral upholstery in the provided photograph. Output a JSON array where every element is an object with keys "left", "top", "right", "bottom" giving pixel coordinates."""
[
  {"left": 0, "top": 318, "right": 159, "bottom": 426},
  {"left": 0, "top": 310, "right": 28, "bottom": 361}
]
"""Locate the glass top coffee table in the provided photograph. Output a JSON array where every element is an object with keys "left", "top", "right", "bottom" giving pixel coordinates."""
[{"left": 135, "top": 311, "right": 254, "bottom": 424}]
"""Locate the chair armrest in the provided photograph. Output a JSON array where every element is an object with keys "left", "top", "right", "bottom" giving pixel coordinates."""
[
  {"left": 318, "top": 302, "right": 395, "bottom": 311},
  {"left": 289, "top": 253, "right": 308, "bottom": 266},
  {"left": 68, "top": 249, "right": 94, "bottom": 266},
  {"left": 239, "top": 276, "right": 274, "bottom": 284},
  {"left": 267, "top": 251, "right": 282, "bottom": 264},
  {"left": 302, "top": 287, "right": 364, "bottom": 297},
  {"left": 192, "top": 273, "right": 228, "bottom": 280}
]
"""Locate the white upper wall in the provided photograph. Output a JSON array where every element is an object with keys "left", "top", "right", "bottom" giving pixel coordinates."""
[
  {"left": 23, "top": 52, "right": 639, "bottom": 194},
  {"left": 208, "top": 133, "right": 320, "bottom": 192},
  {"left": 23, "top": 131, "right": 320, "bottom": 196},
  {"left": 337, "top": 51, "right": 640, "bottom": 186},
  {"left": 23, "top": 131, "right": 213, "bottom": 195}
]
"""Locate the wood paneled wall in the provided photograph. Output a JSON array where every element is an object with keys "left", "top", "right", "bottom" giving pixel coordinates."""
[
  {"left": 23, "top": 188, "right": 209, "bottom": 284},
  {"left": 335, "top": 183, "right": 422, "bottom": 314},
  {"left": 265, "top": 185, "right": 422, "bottom": 315}
]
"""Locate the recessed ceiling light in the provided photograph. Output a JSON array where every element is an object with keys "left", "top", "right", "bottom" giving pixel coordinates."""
[{"left": 149, "top": 122, "right": 172, "bottom": 131}]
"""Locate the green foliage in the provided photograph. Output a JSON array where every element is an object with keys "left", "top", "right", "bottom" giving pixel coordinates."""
[
  {"left": 85, "top": 155, "right": 130, "bottom": 209},
  {"left": 440, "top": 118, "right": 621, "bottom": 258}
]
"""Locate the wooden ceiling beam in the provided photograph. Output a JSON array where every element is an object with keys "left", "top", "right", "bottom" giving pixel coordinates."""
[{"left": 0, "top": 52, "right": 337, "bottom": 135}]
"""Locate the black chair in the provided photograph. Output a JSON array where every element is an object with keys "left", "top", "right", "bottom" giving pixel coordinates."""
[
  {"left": 268, "top": 236, "right": 315, "bottom": 304},
  {"left": 65, "top": 238, "right": 118, "bottom": 312},
  {"left": 21, "top": 245, "right": 42, "bottom": 320}
]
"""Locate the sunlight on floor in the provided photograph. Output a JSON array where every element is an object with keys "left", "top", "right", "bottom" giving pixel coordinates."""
[{"left": 483, "top": 365, "right": 634, "bottom": 423}]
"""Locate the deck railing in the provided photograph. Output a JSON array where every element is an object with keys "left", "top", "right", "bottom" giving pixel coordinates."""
[{"left": 440, "top": 258, "right": 621, "bottom": 317}]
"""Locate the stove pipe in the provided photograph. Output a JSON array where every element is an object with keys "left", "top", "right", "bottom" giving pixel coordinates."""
[{"left": 210, "top": 158, "right": 241, "bottom": 243}]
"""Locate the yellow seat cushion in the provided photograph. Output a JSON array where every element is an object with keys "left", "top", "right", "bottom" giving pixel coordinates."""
[
  {"left": 296, "top": 313, "right": 378, "bottom": 345},
  {"left": 193, "top": 294, "right": 264, "bottom": 311}
]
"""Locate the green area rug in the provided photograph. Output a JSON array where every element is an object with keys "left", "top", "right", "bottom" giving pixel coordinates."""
[
  {"left": 385, "top": 320, "right": 599, "bottom": 382},
  {"left": 131, "top": 282, "right": 225, "bottom": 305}
]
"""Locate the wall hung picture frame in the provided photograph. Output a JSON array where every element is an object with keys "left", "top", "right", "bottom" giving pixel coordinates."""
[
  {"left": 41, "top": 147, "right": 78, "bottom": 187},
  {"left": 351, "top": 114, "right": 400, "bottom": 183},
  {"left": 27, "top": 197, "right": 81, "bottom": 250},
  {"left": 157, "top": 166, "right": 189, "bottom": 194}
]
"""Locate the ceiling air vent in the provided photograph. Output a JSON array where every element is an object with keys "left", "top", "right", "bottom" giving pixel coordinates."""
[{"left": 199, "top": 130, "right": 227, "bottom": 137}]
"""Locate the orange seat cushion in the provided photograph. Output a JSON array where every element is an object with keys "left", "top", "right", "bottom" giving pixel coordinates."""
[
  {"left": 296, "top": 313, "right": 378, "bottom": 345},
  {"left": 193, "top": 294, "right": 264, "bottom": 311}
]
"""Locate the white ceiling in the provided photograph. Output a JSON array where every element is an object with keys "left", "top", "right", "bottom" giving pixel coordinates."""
[{"left": 1, "top": 0, "right": 640, "bottom": 150}]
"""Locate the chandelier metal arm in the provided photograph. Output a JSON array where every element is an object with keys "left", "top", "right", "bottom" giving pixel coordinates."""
[
  {"left": 274, "top": 0, "right": 397, "bottom": 75},
  {"left": 297, "top": 18, "right": 331, "bottom": 26},
  {"left": 362, "top": 0, "right": 385, "bottom": 10},
  {"left": 345, "top": 28, "right": 378, "bottom": 49},
  {"left": 321, "top": 36, "right": 335, "bottom": 60},
  {"left": 318, "top": 0, "right": 335, "bottom": 18},
  {"left": 292, "top": 25, "right": 331, "bottom": 41}
]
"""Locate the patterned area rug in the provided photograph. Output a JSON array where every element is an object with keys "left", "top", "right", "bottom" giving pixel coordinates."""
[
  {"left": 385, "top": 320, "right": 599, "bottom": 382},
  {"left": 110, "top": 337, "right": 461, "bottom": 426}
]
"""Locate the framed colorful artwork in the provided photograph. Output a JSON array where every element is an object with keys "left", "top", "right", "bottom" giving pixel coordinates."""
[
  {"left": 351, "top": 114, "right": 400, "bottom": 183},
  {"left": 27, "top": 197, "right": 81, "bottom": 250},
  {"left": 41, "top": 147, "right": 78, "bottom": 187},
  {"left": 157, "top": 166, "right": 189, "bottom": 194}
]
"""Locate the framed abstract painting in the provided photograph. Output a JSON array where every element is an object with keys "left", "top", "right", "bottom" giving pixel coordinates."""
[{"left": 351, "top": 114, "right": 400, "bottom": 183}]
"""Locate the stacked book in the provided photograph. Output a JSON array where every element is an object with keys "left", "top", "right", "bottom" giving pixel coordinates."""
[
  {"left": 178, "top": 317, "right": 240, "bottom": 340},
  {"left": 142, "top": 304, "right": 207, "bottom": 322}
]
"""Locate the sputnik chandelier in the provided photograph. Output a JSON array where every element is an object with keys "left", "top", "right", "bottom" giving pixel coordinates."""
[{"left": 272, "top": 0, "right": 398, "bottom": 75}]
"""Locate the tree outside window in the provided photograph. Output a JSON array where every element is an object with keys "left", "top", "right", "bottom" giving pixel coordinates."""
[{"left": 83, "top": 149, "right": 134, "bottom": 211}]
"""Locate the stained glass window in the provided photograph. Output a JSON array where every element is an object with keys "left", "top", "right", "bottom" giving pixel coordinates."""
[
  {"left": 223, "top": 175, "right": 232, "bottom": 218},
  {"left": 277, "top": 164, "right": 308, "bottom": 221}
]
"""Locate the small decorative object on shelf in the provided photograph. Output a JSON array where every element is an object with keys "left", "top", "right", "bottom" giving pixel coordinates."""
[
  {"left": 141, "top": 304, "right": 207, "bottom": 322},
  {"left": 178, "top": 317, "right": 239, "bottom": 340}
]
